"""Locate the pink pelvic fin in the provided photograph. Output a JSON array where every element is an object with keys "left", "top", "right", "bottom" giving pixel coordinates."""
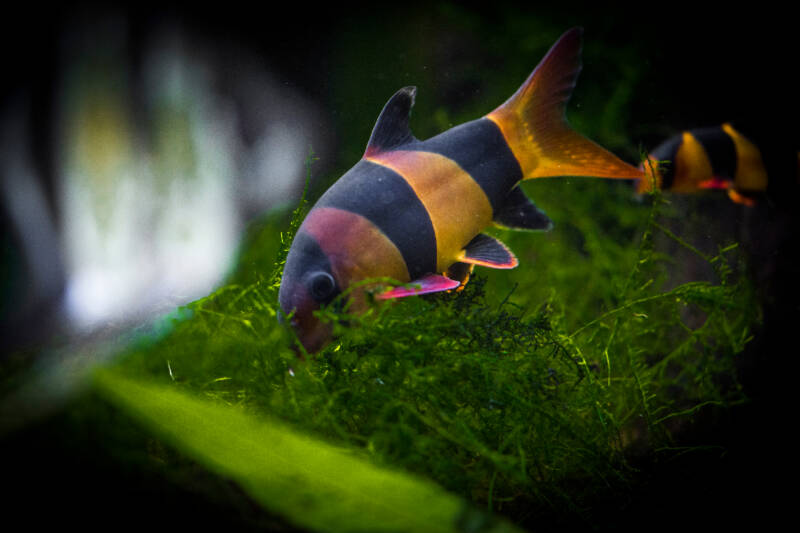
[{"left": 377, "top": 274, "right": 461, "bottom": 299}]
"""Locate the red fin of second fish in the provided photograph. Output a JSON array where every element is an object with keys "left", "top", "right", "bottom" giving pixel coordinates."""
[
  {"left": 457, "top": 234, "right": 518, "bottom": 269},
  {"left": 697, "top": 177, "right": 732, "bottom": 190},
  {"left": 377, "top": 273, "right": 461, "bottom": 299},
  {"left": 487, "top": 27, "right": 643, "bottom": 181}
]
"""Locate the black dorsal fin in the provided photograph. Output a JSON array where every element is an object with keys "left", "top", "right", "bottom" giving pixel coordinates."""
[
  {"left": 493, "top": 186, "right": 553, "bottom": 231},
  {"left": 364, "top": 86, "right": 417, "bottom": 157}
]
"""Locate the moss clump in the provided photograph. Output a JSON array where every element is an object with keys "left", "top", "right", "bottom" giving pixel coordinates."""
[{"left": 112, "top": 170, "right": 758, "bottom": 529}]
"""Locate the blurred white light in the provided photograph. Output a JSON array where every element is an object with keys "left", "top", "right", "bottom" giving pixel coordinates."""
[{"left": 1, "top": 15, "right": 329, "bottom": 337}]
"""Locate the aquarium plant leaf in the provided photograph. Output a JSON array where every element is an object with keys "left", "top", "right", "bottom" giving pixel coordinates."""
[{"left": 92, "top": 368, "right": 523, "bottom": 533}]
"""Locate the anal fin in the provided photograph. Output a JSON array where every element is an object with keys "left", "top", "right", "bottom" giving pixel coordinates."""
[
  {"left": 457, "top": 234, "right": 518, "bottom": 269},
  {"left": 493, "top": 186, "right": 553, "bottom": 231}
]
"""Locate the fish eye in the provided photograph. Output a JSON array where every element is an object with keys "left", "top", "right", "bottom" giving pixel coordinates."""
[{"left": 308, "top": 271, "right": 337, "bottom": 302}]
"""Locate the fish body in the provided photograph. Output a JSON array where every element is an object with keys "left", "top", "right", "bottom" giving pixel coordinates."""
[
  {"left": 638, "top": 123, "right": 768, "bottom": 205},
  {"left": 279, "top": 28, "right": 643, "bottom": 353}
]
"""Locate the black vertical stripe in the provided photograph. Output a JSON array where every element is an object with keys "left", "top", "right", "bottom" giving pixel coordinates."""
[
  {"left": 406, "top": 118, "right": 523, "bottom": 212},
  {"left": 690, "top": 126, "right": 737, "bottom": 180},
  {"left": 314, "top": 159, "right": 437, "bottom": 279}
]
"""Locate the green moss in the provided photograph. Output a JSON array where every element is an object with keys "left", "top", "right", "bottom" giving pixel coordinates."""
[
  {"left": 1, "top": 8, "right": 777, "bottom": 530},
  {"left": 58, "top": 12, "right": 760, "bottom": 527},
  {"left": 108, "top": 156, "right": 758, "bottom": 529}
]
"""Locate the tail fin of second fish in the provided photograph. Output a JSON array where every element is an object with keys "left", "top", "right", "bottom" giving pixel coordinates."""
[{"left": 486, "top": 27, "right": 643, "bottom": 181}]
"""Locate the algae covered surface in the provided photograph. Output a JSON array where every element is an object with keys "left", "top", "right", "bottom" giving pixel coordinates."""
[{"left": 2, "top": 3, "right": 793, "bottom": 532}]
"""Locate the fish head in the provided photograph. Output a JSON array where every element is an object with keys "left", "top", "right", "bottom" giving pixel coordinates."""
[
  {"left": 278, "top": 229, "right": 342, "bottom": 354},
  {"left": 279, "top": 203, "right": 415, "bottom": 353}
]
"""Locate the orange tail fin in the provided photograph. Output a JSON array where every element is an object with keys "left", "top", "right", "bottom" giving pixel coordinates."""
[{"left": 486, "top": 27, "right": 643, "bottom": 181}]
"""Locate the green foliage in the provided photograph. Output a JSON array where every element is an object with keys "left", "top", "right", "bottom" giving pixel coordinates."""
[
  {"left": 81, "top": 13, "right": 759, "bottom": 527},
  {"left": 104, "top": 158, "right": 758, "bottom": 530},
  {"left": 0, "top": 7, "right": 775, "bottom": 531},
  {"left": 93, "top": 368, "right": 521, "bottom": 533}
]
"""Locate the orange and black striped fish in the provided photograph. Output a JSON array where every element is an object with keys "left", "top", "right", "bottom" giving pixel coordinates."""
[
  {"left": 278, "top": 28, "right": 643, "bottom": 353},
  {"left": 637, "top": 123, "right": 768, "bottom": 205}
]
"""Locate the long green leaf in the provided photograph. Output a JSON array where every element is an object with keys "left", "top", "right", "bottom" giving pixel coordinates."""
[{"left": 93, "top": 368, "right": 522, "bottom": 533}]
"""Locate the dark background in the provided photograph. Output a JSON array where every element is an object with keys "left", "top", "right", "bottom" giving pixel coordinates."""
[
  {"left": 4, "top": 2, "right": 796, "bottom": 198},
  {"left": 2, "top": 1, "right": 796, "bottom": 530}
]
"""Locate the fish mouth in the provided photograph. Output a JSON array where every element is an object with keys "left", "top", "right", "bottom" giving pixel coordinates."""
[
  {"left": 281, "top": 310, "right": 333, "bottom": 355},
  {"left": 296, "top": 320, "right": 333, "bottom": 354}
]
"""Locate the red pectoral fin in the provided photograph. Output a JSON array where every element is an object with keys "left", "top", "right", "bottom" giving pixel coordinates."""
[{"left": 377, "top": 274, "right": 461, "bottom": 299}]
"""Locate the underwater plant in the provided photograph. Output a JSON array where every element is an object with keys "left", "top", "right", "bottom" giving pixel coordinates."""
[
  {"left": 80, "top": 148, "right": 758, "bottom": 531},
  {"left": 2, "top": 9, "right": 773, "bottom": 530}
]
